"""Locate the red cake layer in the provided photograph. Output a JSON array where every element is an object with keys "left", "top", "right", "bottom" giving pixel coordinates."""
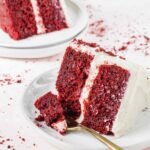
[
  {"left": 0, "top": 0, "right": 37, "bottom": 40},
  {"left": 35, "top": 92, "right": 66, "bottom": 134},
  {"left": 82, "top": 65, "right": 130, "bottom": 135},
  {"left": 37, "top": 0, "right": 68, "bottom": 32},
  {"left": 56, "top": 47, "right": 94, "bottom": 121}
]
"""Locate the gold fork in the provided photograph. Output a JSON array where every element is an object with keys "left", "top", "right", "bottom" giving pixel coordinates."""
[{"left": 67, "top": 124, "right": 123, "bottom": 150}]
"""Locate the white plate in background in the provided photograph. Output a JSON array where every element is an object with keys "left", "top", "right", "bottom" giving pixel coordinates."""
[
  {"left": 0, "top": 26, "right": 86, "bottom": 58},
  {"left": 0, "top": 0, "right": 88, "bottom": 49}
]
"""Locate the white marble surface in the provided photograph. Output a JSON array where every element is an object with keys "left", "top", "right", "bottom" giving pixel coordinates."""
[{"left": 0, "top": 0, "right": 150, "bottom": 150}]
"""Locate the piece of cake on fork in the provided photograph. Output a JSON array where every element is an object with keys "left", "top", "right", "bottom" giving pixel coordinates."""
[{"left": 35, "top": 92, "right": 67, "bottom": 135}]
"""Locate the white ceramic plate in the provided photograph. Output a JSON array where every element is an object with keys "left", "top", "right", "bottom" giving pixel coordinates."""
[
  {"left": 0, "top": 0, "right": 88, "bottom": 49},
  {"left": 22, "top": 66, "right": 150, "bottom": 150},
  {"left": 0, "top": 27, "right": 86, "bottom": 58}
]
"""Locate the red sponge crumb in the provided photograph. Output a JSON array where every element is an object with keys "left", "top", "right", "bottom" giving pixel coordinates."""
[{"left": 34, "top": 92, "right": 66, "bottom": 134}]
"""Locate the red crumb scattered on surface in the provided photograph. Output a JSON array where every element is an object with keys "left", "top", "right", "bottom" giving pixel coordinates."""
[
  {"left": 7, "top": 145, "right": 15, "bottom": 150},
  {"left": 74, "top": 39, "right": 98, "bottom": 47},
  {"left": 0, "top": 74, "right": 23, "bottom": 86},
  {"left": 144, "top": 36, "right": 150, "bottom": 42},
  {"left": 88, "top": 20, "right": 106, "bottom": 37},
  {"left": 19, "top": 136, "right": 26, "bottom": 142},
  {"left": 0, "top": 137, "right": 15, "bottom": 149},
  {"left": 9, "top": 97, "right": 13, "bottom": 100},
  {"left": 0, "top": 139, "right": 5, "bottom": 144},
  {"left": 7, "top": 145, "right": 11, "bottom": 149},
  {"left": 16, "top": 80, "right": 22, "bottom": 83},
  {"left": 112, "top": 35, "right": 150, "bottom": 56},
  {"left": 96, "top": 48, "right": 126, "bottom": 60},
  {"left": 35, "top": 115, "right": 44, "bottom": 122},
  {"left": 142, "top": 107, "right": 149, "bottom": 112},
  {"left": 35, "top": 122, "right": 43, "bottom": 128},
  {"left": 119, "top": 56, "right": 126, "bottom": 60},
  {"left": 86, "top": 4, "right": 107, "bottom": 37},
  {"left": 118, "top": 46, "right": 128, "bottom": 51}
]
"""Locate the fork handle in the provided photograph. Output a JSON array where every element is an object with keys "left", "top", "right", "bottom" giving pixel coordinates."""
[{"left": 80, "top": 125, "right": 123, "bottom": 150}]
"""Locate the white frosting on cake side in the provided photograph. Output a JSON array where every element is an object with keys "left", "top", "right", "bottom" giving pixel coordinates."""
[
  {"left": 95, "top": 54, "right": 148, "bottom": 137},
  {"left": 51, "top": 119, "right": 67, "bottom": 134},
  {"left": 112, "top": 66, "right": 148, "bottom": 137},
  {"left": 59, "top": 0, "right": 72, "bottom": 26},
  {"left": 70, "top": 40, "right": 100, "bottom": 56},
  {"left": 30, "top": 0, "right": 46, "bottom": 34}
]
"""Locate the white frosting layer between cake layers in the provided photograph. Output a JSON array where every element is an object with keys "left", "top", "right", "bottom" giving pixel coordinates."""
[
  {"left": 31, "top": 0, "right": 70, "bottom": 34},
  {"left": 30, "top": 0, "right": 46, "bottom": 34},
  {"left": 70, "top": 41, "right": 100, "bottom": 123},
  {"left": 70, "top": 40, "right": 100, "bottom": 56},
  {"left": 71, "top": 41, "right": 149, "bottom": 137},
  {"left": 76, "top": 56, "right": 100, "bottom": 123},
  {"left": 112, "top": 65, "right": 148, "bottom": 137}
]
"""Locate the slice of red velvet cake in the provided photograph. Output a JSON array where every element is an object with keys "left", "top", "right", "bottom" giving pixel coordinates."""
[
  {"left": 34, "top": 39, "right": 148, "bottom": 136},
  {"left": 56, "top": 39, "right": 148, "bottom": 136},
  {"left": 0, "top": 0, "right": 69, "bottom": 40},
  {"left": 35, "top": 92, "right": 67, "bottom": 134}
]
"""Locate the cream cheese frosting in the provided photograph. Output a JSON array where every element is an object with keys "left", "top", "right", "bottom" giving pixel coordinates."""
[
  {"left": 51, "top": 120, "right": 67, "bottom": 134},
  {"left": 30, "top": 0, "right": 46, "bottom": 34}
]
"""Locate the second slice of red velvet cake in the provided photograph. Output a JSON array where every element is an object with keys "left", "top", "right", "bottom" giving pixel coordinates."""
[{"left": 0, "top": 0, "right": 69, "bottom": 40}]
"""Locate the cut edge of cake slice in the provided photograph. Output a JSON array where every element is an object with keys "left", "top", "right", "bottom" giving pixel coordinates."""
[{"left": 56, "top": 39, "right": 102, "bottom": 121}]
